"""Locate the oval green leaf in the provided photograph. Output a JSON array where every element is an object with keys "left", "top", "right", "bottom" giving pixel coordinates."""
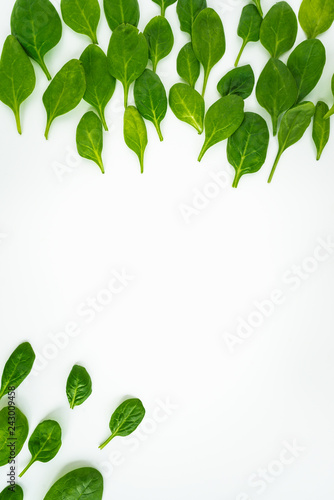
[
  {"left": 260, "top": 1, "right": 298, "bottom": 58},
  {"left": 123, "top": 107, "right": 148, "bottom": 174},
  {"left": 177, "top": 43, "right": 200, "bottom": 88},
  {"left": 76, "top": 113, "right": 104, "bottom": 174},
  {"left": 299, "top": 0, "right": 334, "bottom": 39},
  {"left": 103, "top": 0, "right": 140, "bottom": 31},
  {"left": 61, "top": 0, "right": 100, "bottom": 44},
  {"left": 144, "top": 16, "right": 174, "bottom": 73},
  {"left": 176, "top": 0, "right": 207, "bottom": 36},
  {"left": 0, "top": 407, "right": 29, "bottom": 467},
  {"left": 312, "top": 101, "right": 330, "bottom": 160},
  {"left": 217, "top": 65, "right": 255, "bottom": 100},
  {"left": 169, "top": 83, "right": 204, "bottom": 134},
  {"left": 0, "top": 342, "right": 35, "bottom": 400},
  {"left": 152, "top": 0, "right": 177, "bottom": 16},
  {"left": 0, "top": 485, "right": 23, "bottom": 500},
  {"left": 43, "top": 467, "right": 103, "bottom": 500},
  {"left": 66, "top": 364, "right": 93, "bottom": 408},
  {"left": 235, "top": 4, "right": 262, "bottom": 67}
]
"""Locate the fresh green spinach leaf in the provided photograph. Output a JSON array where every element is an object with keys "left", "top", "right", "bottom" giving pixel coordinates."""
[
  {"left": 260, "top": 1, "right": 297, "bottom": 58},
  {"left": 43, "top": 59, "right": 86, "bottom": 139},
  {"left": 144, "top": 16, "right": 174, "bottom": 72},
  {"left": 0, "top": 407, "right": 29, "bottom": 467},
  {"left": 227, "top": 112, "right": 269, "bottom": 187},
  {"left": 256, "top": 58, "right": 298, "bottom": 135},
  {"left": 0, "top": 35, "right": 36, "bottom": 135},
  {"left": 217, "top": 65, "right": 255, "bottom": 99},
  {"left": 19, "top": 420, "right": 62, "bottom": 477},
  {"left": 0, "top": 342, "right": 35, "bottom": 400},
  {"left": 66, "top": 364, "right": 93, "bottom": 408},
  {"left": 134, "top": 69, "right": 167, "bottom": 141},
  {"left": 107, "top": 24, "right": 148, "bottom": 108},
  {"left": 177, "top": 43, "right": 200, "bottom": 88},
  {"left": 0, "top": 485, "right": 23, "bottom": 500},
  {"left": 268, "top": 101, "right": 315, "bottom": 182},
  {"left": 176, "top": 0, "right": 207, "bottom": 36},
  {"left": 103, "top": 0, "right": 140, "bottom": 31},
  {"left": 313, "top": 101, "right": 330, "bottom": 160},
  {"left": 235, "top": 4, "right": 262, "bottom": 67},
  {"left": 324, "top": 75, "right": 334, "bottom": 119},
  {"left": 123, "top": 107, "right": 148, "bottom": 173},
  {"left": 169, "top": 83, "right": 204, "bottom": 134},
  {"left": 43, "top": 467, "right": 103, "bottom": 500},
  {"left": 11, "top": 0, "right": 62, "bottom": 80},
  {"left": 61, "top": 0, "right": 100, "bottom": 44},
  {"left": 99, "top": 398, "right": 145, "bottom": 449},
  {"left": 198, "top": 95, "right": 244, "bottom": 161},
  {"left": 298, "top": 0, "right": 334, "bottom": 39},
  {"left": 192, "top": 8, "right": 225, "bottom": 96},
  {"left": 152, "top": 0, "right": 177, "bottom": 16}
]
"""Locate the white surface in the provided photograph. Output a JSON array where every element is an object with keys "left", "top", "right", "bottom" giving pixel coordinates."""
[{"left": 1, "top": 0, "right": 334, "bottom": 498}]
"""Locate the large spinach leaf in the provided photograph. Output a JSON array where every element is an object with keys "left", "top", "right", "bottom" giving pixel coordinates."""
[
  {"left": 0, "top": 342, "right": 35, "bottom": 400},
  {"left": 0, "top": 485, "right": 23, "bottom": 499},
  {"left": 299, "top": 0, "right": 334, "bottom": 39},
  {"left": 66, "top": 364, "right": 93, "bottom": 408},
  {"left": 61, "top": 0, "right": 100, "bottom": 44},
  {"left": 217, "top": 65, "right": 254, "bottom": 100},
  {"left": 103, "top": 0, "right": 140, "bottom": 31},
  {"left": 43, "top": 467, "right": 103, "bottom": 499},
  {"left": 169, "top": 83, "right": 204, "bottom": 134},
  {"left": 0, "top": 407, "right": 29, "bottom": 467},
  {"left": 144, "top": 16, "right": 174, "bottom": 72},
  {"left": 235, "top": 4, "right": 262, "bottom": 67},
  {"left": 177, "top": 43, "right": 200, "bottom": 88},
  {"left": 176, "top": 0, "right": 207, "bottom": 36},
  {"left": 123, "top": 108, "right": 148, "bottom": 173},
  {"left": 260, "top": 1, "right": 297, "bottom": 58}
]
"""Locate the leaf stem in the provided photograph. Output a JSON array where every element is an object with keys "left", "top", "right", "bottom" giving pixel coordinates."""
[
  {"left": 198, "top": 142, "right": 207, "bottom": 162},
  {"left": 99, "top": 108, "right": 108, "bottom": 131},
  {"left": 161, "top": 3, "right": 165, "bottom": 16},
  {"left": 140, "top": 153, "right": 144, "bottom": 174},
  {"left": 38, "top": 57, "right": 52, "bottom": 81},
  {"left": 14, "top": 107, "right": 22, "bottom": 135},
  {"left": 268, "top": 149, "right": 282, "bottom": 183},
  {"left": 202, "top": 69, "right": 210, "bottom": 97},
  {"left": 99, "top": 433, "right": 115, "bottom": 450},
  {"left": 19, "top": 458, "right": 35, "bottom": 477},
  {"left": 45, "top": 120, "right": 51, "bottom": 140},
  {"left": 98, "top": 158, "right": 105, "bottom": 174},
  {"left": 255, "top": 0, "right": 263, "bottom": 17},
  {"left": 124, "top": 83, "right": 129, "bottom": 108},
  {"left": 155, "top": 121, "right": 163, "bottom": 141},
  {"left": 272, "top": 115, "right": 278, "bottom": 136},
  {"left": 324, "top": 105, "right": 334, "bottom": 120},
  {"left": 232, "top": 171, "right": 242, "bottom": 188},
  {"left": 235, "top": 40, "right": 247, "bottom": 67}
]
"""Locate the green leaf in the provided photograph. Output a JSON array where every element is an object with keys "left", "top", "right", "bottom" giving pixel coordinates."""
[
  {"left": 324, "top": 75, "right": 334, "bottom": 119},
  {"left": 123, "top": 107, "right": 148, "bottom": 173},
  {"left": 76, "top": 112, "right": 104, "bottom": 173},
  {"left": 19, "top": 420, "right": 62, "bottom": 477},
  {"left": 103, "top": 0, "right": 139, "bottom": 31},
  {"left": 11, "top": 0, "right": 62, "bottom": 80},
  {"left": 66, "top": 364, "right": 93, "bottom": 408},
  {"left": 287, "top": 39, "right": 326, "bottom": 103},
  {"left": 235, "top": 5, "right": 262, "bottom": 67},
  {"left": 0, "top": 407, "right": 29, "bottom": 467},
  {"left": 192, "top": 8, "right": 225, "bottom": 97},
  {"left": 144, "top": 16, "right": 174, "bottom": 73},
  {"left": 169, "top": 83, "right": 204, "bottom": 134},
  {"left": 61, "top": 0, "right": 100, "bottom": 44},
  {"left": 134, "top": 69, "right": 167, "bottom": 141},
  {"left": 0, "top": 35, "right": 36, "bottom": 135},
  {"left": 152, "top": 0, "right": 177, "bottom": 16},
  {"left": 176, "top": 0, "right": 207, "bottom": 36},
  {"left": 43, "top": 467, "right": 103, "bottom": 500},
  {"left": 99, "top": 398, "right": 145, "bottom": 449},
  {"left": 227, "top": 112, "right": 269, "bottom": 187},
  {"left": 217, "top": 65, "right": 255, "bottom": 100},
  {"left": 260, "top": 1, "right": 298, "bottom": 58},
  {"left": 268, "top": 101, "right": 315, "bottom": 182},
  {"left": 250, "top": 0, "right": 263, "bottom": 17},
  {"left": 43, "top": 59, "right": 86, "bottom": 140},
  {"left": 80, "top": 44, "right": 115, "bottom": 131},
  {"left": 256, "top": 58, "right": 298, "bottom": 135},
  {"left": 177, "top": 43, "right": 200, "bottom": 88},
  {"left": 312, "top": 101, "right": 330, "bottom": 160},
  {"left": 298, "top": 0, "right": 334, "bottom": 39},
  {"left": 0, "top": 342, "right": 35, "bottom": 400},
  {"left": 198, "top": 95, "right": 244, "bottom": 161},
  {"left": 107, "top": 24, "right": 148, "bottom": 108},
  {"left": 0, "top": 485, "right": 23, "bottom": 500}
]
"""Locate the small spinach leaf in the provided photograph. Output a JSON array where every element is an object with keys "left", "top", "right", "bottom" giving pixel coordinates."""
[
  {"left": 144, "top": 16, "right": 174, "bottom": 72},
  {"left": 11, "top": 0, "right": 62, "bottom": 80},
  {"left": 66, "top": 364, "right": 93, "bottom": 408},
  {"left": 43, "top": 59, "right": 86, "bottom": 139},
  {"left": 0, "top": 342, "right": 35, "bottom": 400},
  {"left": 123, "top": 107, "right": 148, "bottom": 173},
  {"left": 77, "top": 113, "right": 104, "bottom": 173},
  {"left": 260, "top": 1, "right": 297, "bottom": 59},
  {"left": 176, "top": 0, "right": 207, "bottom": 36},
  {"left": 19, "top": 420, "right": 62, "bottom": 477},
  {"left": 80, "top": 44, "right": 115, "bottom": 131},
  {"left": 99, "top": 398, "right": 145, "bottom": 449},
  {"left": 192, "top": 8, "right": 225, "bottom": 96},
  {"left": 256, "top": 58, "right": 298, "bottom": 135},
  {"left": 298, "top": 0, "right": 334, "bottom": 39},
  {"left": 268, "top": 101, "right": 315, "bottom": 182},
  {"left": 107, "top": 24, "right": 148, "bottom": 108},
  {"left": 0, "top": 485, "right": 23, "bottom": 499},
  {"left": 235, "top": 4, "right": 262, "bottom": 67},
  {"left": 324, "top": 75, "right": 334, "bottom": 119},
  {"left": 134, "top": 69, "right": 167, "bottom": 141},
  {"left": 43, "top": 467, "right": 103, "bottom": 500},
  {"left": 227, "top": 112, "right": 269, "bottom": 187},
  {"left": 103, "top": 0, "right": 140, "bottom": 31},
  {"left": 169, "top": 83, "right": 204, "bottom": 134},
  {"left": 0, "top": 407, "right": 29, "bottom": 467},
  {"left": 177, "top": 43, "right": 200, "bottom": 88},
  {"left": 0, "top": 35, "right": 36, "bottom": 135},
  {"left": 152, "top": 0, "right": 177, "bottom": 16},
  {"left": 61, "top": 0, "right": 100, "bottom": 44},
  {"left": 313, "top": 101, "right": 330, "bottom": 160},
  {"left": 198, "top": 95, "right": 244, "bottom": 161},
  {"left": 217, "top": 65, "right": 254, "bottom": 99}
]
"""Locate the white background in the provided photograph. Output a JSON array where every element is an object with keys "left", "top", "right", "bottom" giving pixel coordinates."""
[{"left": 1, "top": 0, "right": 334, "bottom": 498}]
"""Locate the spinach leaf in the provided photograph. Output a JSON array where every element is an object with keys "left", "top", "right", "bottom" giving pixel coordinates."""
[
  {"left": 176, "top": 0, "right": 207, "bottom": 36},
  {"left": 134, "top": 69, "right": 167, "bottom": 141},
  {"left": 80, "top": 44, "right": 115, "bottom": 131},
  {"left": 43, "top": 467, "right": 103, "bottom": 500},
  {"left": 107, "top": 24, "right": 148, "bottom": 108},
  {"left": 287, "top": 39, "right": 326, "bottom": 103},
  {"left": 198, "top": 95, "right": 244, "bottom": 161},
  {"left": 227, "top": 112, "right": 269, "bottom": 187},
  {"left": 66, "top": 364, "right": 93, "bottom": 408},
  {"left": 268, "top": 101, "right": 315, "bottom": 182},
  {"left": 192, "top": 8, "right": 225, "bottom": 96},
  {"left": 256, "top": 58, "right": 298, "bottom": 135},
  {"left": 177, "top": 43, "right": 200, "bottom": 88},
  {"left": 0, "top": 35, "right": 36, "bottom": 135},
  {"left": 235, "top": 5, "right": 262, "bottom": 67},
  {"left": 250, "top": 0, "right": 263, "bottom": 17},
  {"left": 11, "top": 0, "right": 62, "bottom": 80},
  {"left": 0, "top": 342, "right": 35, "bottom": 400},
  {"left": 298, "top": 0, "right": 334, "bottom": 39},
  {"left": 43, "top": 59, "right": 86, "bottom": 139},
  {"left": 0, "top": 407, "right": 29, "bottom": 467},
  {"left": 19, "top": 420, "right": 62, "bottom": 477},
  {"left": 313, "top": 101, "right": 330, "bottom": 160},
  {"left": 124, "top": 107, "right": 148, "bottom": 173},
  {"left": 99, "top": 398, "right": 145, "bottom": 449},
  {"left": 217, "top": 65, "right": 255, "bottom": 99},
  {"left": 260, "top": 1, "right": 297, "bottom": 59},
  {"left": 0, "top": 485, "right": 23, "bottom": 500},
  {"left": 144, "top": 16, "right": 174, "bottom": 73},
  {"left": 103, "top": 0, "right": 140, "bottom": 31},
  {"left": 152, "top": 0, "right": 177, "bottom": 16},
  {"left": 324, "top": 75, "right": 334, "bottom": 119},
  {"left": 169, "top": 83, "right": 204, "bottom": 134},
  {"left": 61, "top": 0, "right": 100, "bottom": 44}
]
